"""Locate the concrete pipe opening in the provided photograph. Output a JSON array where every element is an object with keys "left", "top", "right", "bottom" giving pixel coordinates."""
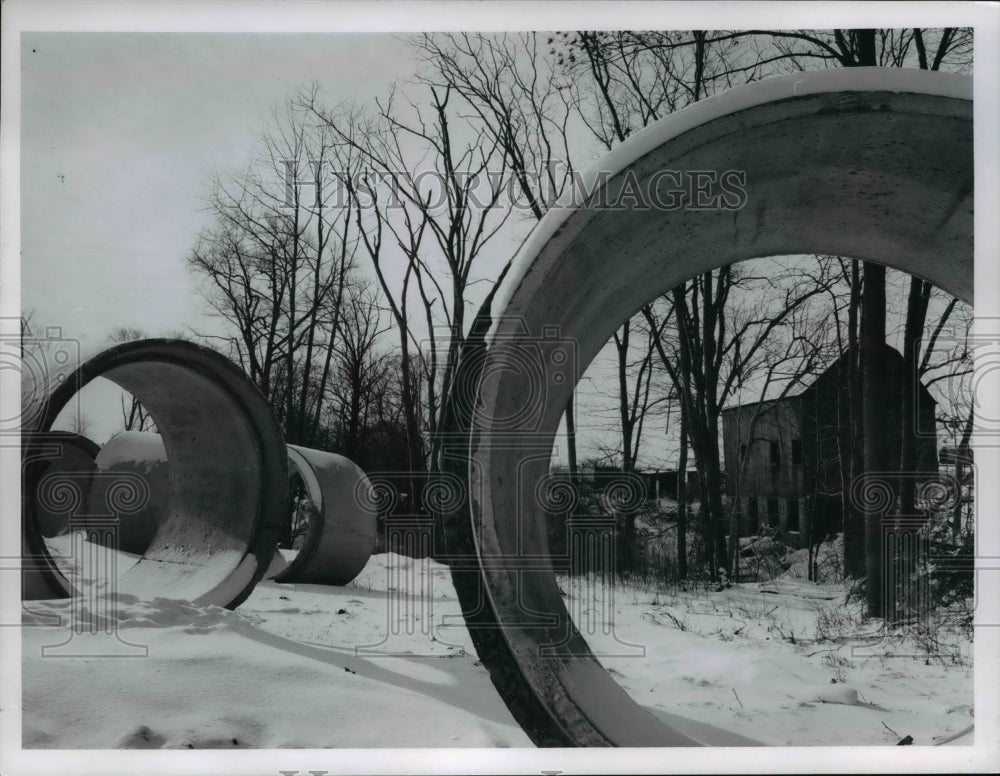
[
  {"left": 22, "top": 339, "right": 287, "bottom": 609},
  {"left": 444, "top": 69, "right": 973, "bottom": 746},
  {"left": 269, "top": 445, "right": 377, "bottom": 586}
]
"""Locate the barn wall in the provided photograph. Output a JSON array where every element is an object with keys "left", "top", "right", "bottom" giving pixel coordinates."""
[{"left": 723, "top": 396, "right": 805, "bottom": 500}]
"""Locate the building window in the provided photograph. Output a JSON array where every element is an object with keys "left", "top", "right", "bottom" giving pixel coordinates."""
[
  {"left": 766, "top": 498, "right": 779, "bottom": 527},
  {"left": 769, "top": 441, "right": 780, "bottom": 471},
  {"left": 787, "top": 498, "right": 800, "bottom": 532},
  {"left": 791, "top": 438, "right": 802, "bottom": 465},
  {"left": 748, "top": 498, "right": 759, "bottom": 530}
]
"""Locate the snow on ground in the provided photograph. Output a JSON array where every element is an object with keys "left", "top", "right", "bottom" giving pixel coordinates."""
[
  {"left": 22, "top": 533, "right": 972, "bottom": 748},
  {"left": 566, "top": 574, "right": 972, "bottom": 747},
  {"left": 23, "top": 539, "right": 529, "bottom": 748}
]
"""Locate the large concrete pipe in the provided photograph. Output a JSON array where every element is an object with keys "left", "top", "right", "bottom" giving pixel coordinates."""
[
  {"left": 22, "top": 339, "right": 287, "bottom": 609},
  {"left": 31, "top": 431, "right": 99, "bottom": 539},
  {"left": 65, "top": 431, "right": 378, "bottom": 586},
  {"left": 270, "top": 445, "right": 377, "bottom": 586},
  {"left": 440, "top": 68, "right": 973, "bottom": 746}
]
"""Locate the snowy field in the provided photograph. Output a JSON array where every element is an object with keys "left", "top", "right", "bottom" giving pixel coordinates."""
[{"left": 21, "top": 534, "right": 973, "bottom": 750}]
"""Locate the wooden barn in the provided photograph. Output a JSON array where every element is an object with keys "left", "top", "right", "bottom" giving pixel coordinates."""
[{"left": 721, "top": 344, "right": 938, "bottom": 547}]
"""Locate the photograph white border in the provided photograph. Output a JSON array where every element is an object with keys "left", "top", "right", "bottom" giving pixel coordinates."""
[{"left": 2, "top": 2, "right": 997, "bottom": 774}]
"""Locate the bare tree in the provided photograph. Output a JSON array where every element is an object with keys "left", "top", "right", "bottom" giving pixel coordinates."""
[
  {"left": 564, "top": 25, "right": 972, "bottom": 598},
  {"left": 563, "top": 29, "right": 796, "bottom": 580},
  {"left": 187, "top": 100, "right": 357, "bottom": 447},
  {"left": 605, "top": 316, "right": 669, "bottom": 572},
  {"left": 636, "top": 259, "right": 837, "bottom": 580},
  {"left": 765, "top": 27, "right": 970, "bottom": 615},
  {"left": 305, "top": 78, "right": 515, "bottom": 511},
  {"left": 412, "top": 32, "right": 584, "bottom": 482},
  {"left": 895, "top": 31, "right": 972, "bottom": 524},
  {"left": 328, "top": 281, "right": 392, "bottom": 461}
]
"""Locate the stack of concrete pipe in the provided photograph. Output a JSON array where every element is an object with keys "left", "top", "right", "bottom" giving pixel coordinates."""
[
  {"left": 78, "top": 431, "right": 376, "bottom": 585},
  {"left": 22, "top": 339, "right": 376, "bottom": 608}
]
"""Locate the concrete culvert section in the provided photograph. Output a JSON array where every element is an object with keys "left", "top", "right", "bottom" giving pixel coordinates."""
[
  {"left": 268, "top": 445, "right": 377, "bottom": 586},
  {"left": 22, "top": 339, "right": 287, "bottom": 609},
  {"left": 442, "top": 69, "right": 973, "bottom": 746}
]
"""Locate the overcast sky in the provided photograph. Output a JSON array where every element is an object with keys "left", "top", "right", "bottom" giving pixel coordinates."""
[
  {"left": 20, "top": 32, "right": 417, "bottom": 349},
  {"left": 15, "top": 30, "right": 547, "bottom": 445}
]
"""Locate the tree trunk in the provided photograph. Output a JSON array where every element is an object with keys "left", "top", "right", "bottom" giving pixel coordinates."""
[
  {"left": 899, "top": 277, "right": 931, "bottom": 516},
  {"left": 397, "top": 328, "right": 425, "bottom": 515},
  {"left": 677, "top": 405, "right": 688, "bottom": 581},
  {"left": 699, "top": 272, "right": 729, "bottom": 578},
  {"left": 861, "top": 262, "right": 888, "bottom": 618},
  {"left": 704, "top": 443, "right": 729, "bottom": 578},
  {"left": 850, "top": 28, "right": 890, "bottom": 619},
  {"left": 671, "top": 278, "right": 729, "bottom": 581},
  {"left": 843, "top": 259, "right": 865, "bottom": 577},
  {"left": 952, "top": 405, "right": 974, "bottom": 540},
  {"left": 615, "top": 321, "right": 637, "bottom": 575},
  {"left": 565, "top": 397, "right": 578, "bottom": 486}
]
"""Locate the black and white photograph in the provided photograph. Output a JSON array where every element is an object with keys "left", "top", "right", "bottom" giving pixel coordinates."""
[{"left": 2, "top": 2, "right": 998, "bottom": 774}]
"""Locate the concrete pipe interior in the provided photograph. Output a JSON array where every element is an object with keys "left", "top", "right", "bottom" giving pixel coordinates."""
[
  {"left": 269, "top": 445, "right": 377, "bottom": 586},
  {"left": 85, "top": 431, "right": 169, "bottom": 556},
  {"left": 22, "top": 339, "right": 287, "bottom": 609},
  {"left": 32, "top": 431, "right": 99, "bottom": 539},
  {"left": 451, "top": 68, "right": 973, "bottom": 746}
]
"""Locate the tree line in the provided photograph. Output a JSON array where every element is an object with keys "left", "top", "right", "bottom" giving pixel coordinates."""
[{"left": 181, "top": 28, "right": 973, "bottom": 618}]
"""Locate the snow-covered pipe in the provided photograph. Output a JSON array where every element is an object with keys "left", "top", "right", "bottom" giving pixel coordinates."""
[
  {"left": 22, "top": 339, "right": 287, "bottom": 609},
  {"left": 442, "top": 69, "right": 974, "bottom": 746},
  {"left": 269, "top": 445, "right": 377, "bottom": 586}
]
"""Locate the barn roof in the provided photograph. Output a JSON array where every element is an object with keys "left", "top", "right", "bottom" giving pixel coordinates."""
[{"left": 720, "top": 343, "right": 936, "bottom": 415}]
